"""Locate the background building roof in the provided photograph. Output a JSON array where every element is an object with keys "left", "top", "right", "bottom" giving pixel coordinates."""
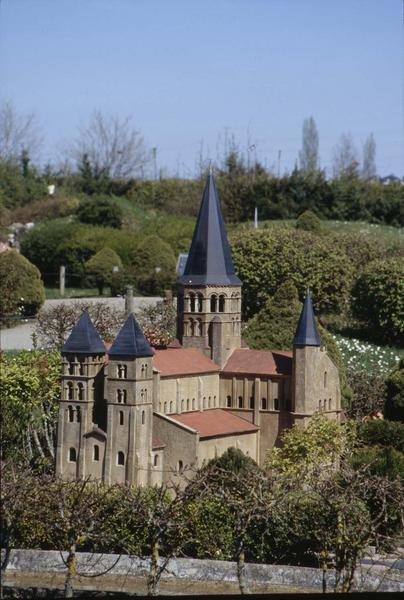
[
  {"left": 170, "top": 408, "right": 259, "bottom": 439},
  {"left": 153, "top": 347, "right": 219, "bottom": 377},
  {"left": 222, "top": 348, "right": 293, "bottom": 376}
]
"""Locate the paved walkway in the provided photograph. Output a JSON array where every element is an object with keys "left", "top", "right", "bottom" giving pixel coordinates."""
[{"left": 0, "top": 297, "right": 161, "bottom": 351}]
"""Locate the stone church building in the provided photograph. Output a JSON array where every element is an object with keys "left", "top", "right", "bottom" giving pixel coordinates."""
[{"left": 56, "top": 173, "right": 341, "bottom": 485}]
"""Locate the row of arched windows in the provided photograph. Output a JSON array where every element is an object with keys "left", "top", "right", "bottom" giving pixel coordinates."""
[
  {"left": 319, "top": 398, "right": 332, "bottom": 411},
  {"left": 66, "top": 381, "right": 85, "bottom": 401},
  {"left": 67, "top": 405, "right": 81, "bottom": 423},
  {"left": 161, "top": 395, "right": 218, "bottom": 414},
  {"left": 140, "top": 363, "right": 149, "bottom": 377},
  {"left": 225, "top": 395, "right": 278, "bottom": 411},
  {"left": 117, "top": 389, "right": 127, "bottom": 403},
  {"left": 68, "top": 447, "right": 125, "bottom": 466},
  {"left": 187, "top": 293, "right": 229, "bottom": 313},
  {"left": 186, "top": 318, "right": 203, "bottom": 336},
  {"left": 67, "top": 358, "right": 85, "bottom": 376}
]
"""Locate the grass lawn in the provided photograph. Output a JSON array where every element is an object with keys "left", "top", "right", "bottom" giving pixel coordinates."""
[{"left": 45, "top": 287, "right": 111, "bottom": 300}]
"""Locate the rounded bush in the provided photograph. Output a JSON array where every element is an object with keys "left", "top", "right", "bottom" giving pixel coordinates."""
[
  {"left": 76, "top": 196, "right": 123, "bottom": 228},
  {"left": 295, "top": 209, "right": 323, "bottom": 233},
  {"left": 85, "top": 247, "right": 123, "bottom": 295},
  {"left": 130, "top": 235, "right": 176, "bottom": 295},
  {"left": 0, "top": 250, "right": 45, "bottom": 317},
  {"left": 351, "top": 257, "right": 404, "bottom": 344}
]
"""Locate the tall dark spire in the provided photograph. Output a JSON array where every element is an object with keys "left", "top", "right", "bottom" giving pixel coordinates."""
[
  {"left": 108, "top": 314, "right": 153, "bottom": 358},
  {"left": 62, "top": 311, "right": 105, "bottom": 354},
  {"left": 179, "top": 172, "right": 241, "bottom": 286},
  {"left": 293, "top": 289, "right": 321, "bottom": 347}
]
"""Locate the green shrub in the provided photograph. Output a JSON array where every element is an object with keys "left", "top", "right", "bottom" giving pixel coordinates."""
[
  {"left": 130, "top": 235, "right": 176, "bottom": 295},
  {"left": 351, "top": 445, "right": 404, "bottom": 480},
  {"left": 384, "top": 359, "right": 404, "bottom": 422},
  {"left": 0, "top": 250, "right": 45, "bottom": 317},
  {"left": 345, "top": 370, "right": 386, "bottom": 420},
  {"left": 351, "top": 257, "right": 404, "bottom": 344},
  {"left": 295, "top": 209, "right": 323, "bottom": 233},
  {"left": 85, "top": 247, "right": 123, "bottom": 295},
  {"left": 5, "top": 196, "right": 80, "bottom": 225},
  {"left": 358, "top": 420, "right": 404, "bottom": 453},
  {"left": 231, "top": 228, "right": 353, "bottom": 319},
  {"left": 76, "top": 195, "right": 123, "bottom": 228}
]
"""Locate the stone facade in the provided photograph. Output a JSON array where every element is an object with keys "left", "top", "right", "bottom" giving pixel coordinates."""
[{"left": 55, "top": 173, "right": 341, "bottom": 485}]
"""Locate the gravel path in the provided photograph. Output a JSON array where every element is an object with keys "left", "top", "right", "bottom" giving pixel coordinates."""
[{"left": 0, "top": 296, "right": 161, "bottom": 351}]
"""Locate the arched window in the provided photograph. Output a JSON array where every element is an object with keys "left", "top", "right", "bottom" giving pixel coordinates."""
[
  {"left": 122, "top": 389, "right": 127, "bottom": 404},
  {"left": 210, "top": 294, "right": 217, "bottom": 312},
  {"left": 118, "top": 364, "right": 127, "bottom": 379},
  {"left": 189, "top": 292, "right": 196, "bottom": 313},
  {"left": 68, "top": 361, "right": 74, "bottom": 375},
  {"left": 141, "top": 364, "right": 145, "bottom": 377},
  {"left": 197, "top": 293, "right": 203, "bottom": 312},
  {"left": 208, "top": 396, "right": 211, "bottom": 408},
  {"left": 154, "top": 454, "right": 159, "bottom": 467},
  {"left": 164, "top": 402, "right": 167, "bottom": 413},
  {"left": 141, "top": 410, "right": 145, "bottom": 425},
  {"left": 203, "top": 396, "right": 206, "bottom": 409},
  {"left": 218, "top": 294, "right": 225, "bottom": 313},
  {"left": 318, "top": 399, "right": 322, "bottom": 412},
  {"left": 186, "top": 398, "right": 190, "bottom": 411},
  {"left": 274, "top": 398, "right": 279, "bottom": 411},
  {"left": 178, "top": 460, "right": 183, "bottom": 473},
  {"left": 77, "top": 382, "right": 84, "bottom": 401},
  {"left": 190, "top": 318, "right": 195, "bottom": 336},
  {"left": 93, "top": 445, "right": 99, "bottom": 461},
  {"left": 117, "top": 451, "right": 125, "bottom": 466},
  {"left": 76, "top": 406, "right": 81, "bottom": 423},
  {"left": 238, "top": 396, "right": 243, "bottom": 408},
  {"left": 261, "top": 398, "right": 267, "bottom": 410},
  {"left": 329, "top": 398, "right": 332, "bottom": 410},
  {"left": 119, "top": 410, "right": 124, "bottom": 425},
  {"left": 169, "top": 401, "right": 173, "bottom": 412},
  {"left": 197, "top": 319, "right": 203, "bottom": 336},
  {"left": 226, "top": 395, "right": 232, "bottom": 407},
  {"left": 78, "top": 358, "right": 85, "bottom": 376},
  {"left": 324, "top": 372, "right": 327, "bottom": 388},
  {"left": 250, "top": 397, "right": 255, "bottom": 409},
  {"left": 192, "top": 398, "right": 195, "bottom": 410},
  {"left": 213, "top": 395, "right": 217, "bottom": 406},
  {"left": 67, "top": 382, "right": 74, "bottom": 400},
  {"left": 117, "top": 389, "right": 122, "bottom": 403},
  {"left": 69, "top": 447, "right": 76, "bottom": 462},
  {"left": 68, "top": 405, "right": 74, "bottom": 422}
]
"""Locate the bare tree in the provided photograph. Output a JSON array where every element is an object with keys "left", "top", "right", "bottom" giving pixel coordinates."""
[
  {"left": 332, "top": 132, "right": 360, "bottom": 178},
  {"left": 361, "top": 133, "right": 377, "bottom": 180},
  {"left": 69, "top": 110, "right": 150, "bottom": 178},
  {"left": 299, "top": 116, "right": 319, "bottom": 172},
  {"left": 0, "top": 100, "right": 42, "bottom": 162}
]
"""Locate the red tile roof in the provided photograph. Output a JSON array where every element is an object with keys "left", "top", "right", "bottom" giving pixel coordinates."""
[
  {"left": 169, "top": 408, "right": 259, "bottom": 439},
  {"left": 153, "top": 348, "right": 219, "bottom": 377},
  {"left": 152, "top": 438, "right": 166, "bottom": 449},
  {"left": 222, "top": 349, "right": 292, "bottom": 376}
]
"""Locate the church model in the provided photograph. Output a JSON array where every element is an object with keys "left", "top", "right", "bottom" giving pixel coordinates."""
[{"left": 56, "top": 172, "right": 341, "bottom": 485}]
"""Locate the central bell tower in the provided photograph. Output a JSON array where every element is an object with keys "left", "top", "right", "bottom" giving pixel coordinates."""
[{"left": 177, "top": 171, "right": 242, "bottom": 368}]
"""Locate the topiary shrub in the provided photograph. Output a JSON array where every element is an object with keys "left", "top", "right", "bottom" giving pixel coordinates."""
[
  {"left": 130, "top": 235, "right": 176, "bottom": 296},
  {"left": 76, "top": 195, "right": 123, "bottom": 228},
  {"left": 231, "top": 228, "right": 353, "bottom": 320},
  {"left": 295, "top": 209, "right": 323, "bottom": 233},
  {"left": 351, "top": 257, "right": 404, "bottom": 344},
  {"left": 85, "top": 247, "right": 123, "bottom": 295},
  {"left": 384, "top": 359, "right": 404, "bottom": 422},
  {"left": 0, "top": 250, "right": 45, "bottom": 317}
]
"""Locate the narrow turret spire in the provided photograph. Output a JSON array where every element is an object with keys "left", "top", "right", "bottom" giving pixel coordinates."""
[
  {"left": 62, "top": 311, "right": 105, "bottom": 354},
  {"left": 179, "top": 172, "right": 241, "bottom": 286},
  {"left": 293, "top": 289, "right": 321, "bottom": 347},
  {"left": 108, "top": 314, "right": 153, "bottom": 358}
]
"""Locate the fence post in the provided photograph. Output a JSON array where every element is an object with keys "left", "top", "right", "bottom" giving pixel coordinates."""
[{"left": 60, "top": 266, "right": 66, "bottom": 297}]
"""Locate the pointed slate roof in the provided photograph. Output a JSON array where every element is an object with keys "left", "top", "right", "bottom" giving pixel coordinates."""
[
  {"left": 108, "top": 314, "right": 153, "bottom": 358},
  {"left": 293, "top": 289, "right": 321, "bottom": 347},
  {"left": 179, "top": 172, "right": 241, "bottom": 286},
  {"left": 62, "top": 311, "right": 105, "bottom": 355}
]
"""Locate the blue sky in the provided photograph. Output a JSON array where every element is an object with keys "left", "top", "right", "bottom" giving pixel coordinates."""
[{"left": 0, "top": 0, "right": 402, "bottom": 177}]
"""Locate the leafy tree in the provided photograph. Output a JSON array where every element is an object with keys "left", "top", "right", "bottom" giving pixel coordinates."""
[
  {"left": 298, "top": 116, "right": 319, "bottom": 173},
  {"left": 345, "top": 370, "right": 386, "bottom": 420},
  {"left": 204, "top": 447, "right": 260, "bottom": 477},
  {"left": 357, "top": 420, "right": 404, "bottom": 453},
  {"left": 1, "top": 351, "right": 60, "bottom": 464},
  {"left": 76, "top": 195, "right": 123, "bottom": 228},
  {"left": 34, "top": 301, "right": 125, "bottom": 350},
  {"left": 295, "top": 209, "right": 323, "bottom": 233},
  {"left": 231, "top": 228, "right": 353, "bottom": 319},
  {"left": 265, "top": 413, "right": 355, "bottom": 479},
  {"left": 0, "top": 250, "right": 45, "bottom": 317},
  {"left": 361, "top": 133, "right": 377, "bottom": 180},
  {"left": 351, "top": 257, "right": 404, "bottom": 344},
  {"left": 384, "top": 359, "right": 404, "bottom": 422},
  {"left": 130, "top": 235, "right": 176, "bottom": 295},
  {"left": 85, "top": 247, "right": 122, "bottom": 295},
  {"left": 136, "top": 300, "right": 176, "bottom": 347}
]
